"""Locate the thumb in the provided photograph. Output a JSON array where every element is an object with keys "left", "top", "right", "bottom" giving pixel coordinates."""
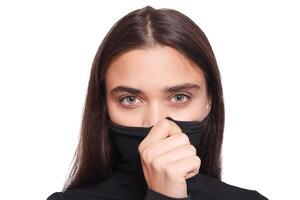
[{"left": 138, "top": 117, "right": 182, "bottom": 151}]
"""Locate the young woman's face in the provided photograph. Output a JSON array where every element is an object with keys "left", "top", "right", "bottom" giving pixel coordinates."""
[{"left": 105, "top": 45, "right": 212, "bottom": 127}]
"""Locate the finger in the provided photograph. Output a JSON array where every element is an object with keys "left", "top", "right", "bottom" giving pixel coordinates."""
[
  {"left": 143, "top": 133, "right": 191, "bottom": 157},
  {"left": 139, "top": 118, "right": 182, "bottom": 151},
  {"left": 185, "top": 170, "right": 198, "bottom": 179},
  {"left": 167, "top": 155, "right": 201, "bottom": 178},
  {"left": 151, "top": 144, "right": 196, "bottom": 168}
]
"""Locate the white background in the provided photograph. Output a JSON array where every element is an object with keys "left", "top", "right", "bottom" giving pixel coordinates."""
[{"left": 0, "top": 1, "right": 299, "bottom": 199}]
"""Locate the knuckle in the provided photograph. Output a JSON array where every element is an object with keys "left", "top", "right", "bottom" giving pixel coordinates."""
[
  {"left": 151, "top": 157, "right": 163, "bottom": 170},
  {"left": 194, "top": 167, "right": 200, "bottom": 174},
  {"left": 165, "top": 164, "right": 176, "bottom": 178},
  {"left": 138, "top": 143, "right": 144, "bottom": 154},
  {"left": 180, "top": 133, "right": 190, "bottom": 144},
  {"left": 195, "top": 156, "right": 201, "bottom": 166},
  {"left": 188, "top": 145, "right": 197, "bottom": 155},
  {"left": 141, "top": 147, "right": 153, "bottom": 163}
]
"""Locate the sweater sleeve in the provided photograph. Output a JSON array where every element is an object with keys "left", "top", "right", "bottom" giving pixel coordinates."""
[{"left": 144, "top": 188, "right": 191, "bottom": 200}]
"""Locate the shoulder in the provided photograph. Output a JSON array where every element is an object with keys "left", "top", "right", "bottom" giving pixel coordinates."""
[
  {"left": 187, "top": 173, "right": 268, "bottom": 200},
  {"left": 46, "top": 188, "right": 101, "bottom": 200},
  {"left": 46, "top": 181, "right": 110, "bottom": 200},
  {"left": 47, "top": 192, "right": 64, "bottom": 200}
]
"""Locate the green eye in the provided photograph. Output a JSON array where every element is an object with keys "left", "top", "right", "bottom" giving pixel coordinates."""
[
  {"left": 119, "top": 93, "right": 192, "bottom": 109},
  {"left": 174, "top": 94, "right": 185, "bottom": 102},
  {"left": 171, "top": 94, "right": 191, "bottom": 104},
  {"left": 120, "top": 96, "right": 137, "bottom": 105}
]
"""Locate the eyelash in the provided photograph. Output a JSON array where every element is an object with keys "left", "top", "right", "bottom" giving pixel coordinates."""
[{"left": 119, "top": 93, "right": 192, "bottom": 108}]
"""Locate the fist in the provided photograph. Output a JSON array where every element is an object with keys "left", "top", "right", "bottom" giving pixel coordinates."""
[{"left": 138, "top": 118, "right": 201, "bottom": 198}]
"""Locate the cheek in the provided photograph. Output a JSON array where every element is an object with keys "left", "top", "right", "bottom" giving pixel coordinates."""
[
  {"left": 106, "top": 99, "right": 122, "bottom": 124},
  {"left": 170, "top": 102, "right": 206, "bottom": 121},
  {"left": 106, "top": 98, "right": 142, "bottom": 126}
]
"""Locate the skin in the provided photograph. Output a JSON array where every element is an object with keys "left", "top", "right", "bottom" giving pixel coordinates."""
[{"left": 105, "top": 45, "right": 212, "bottom": 198}]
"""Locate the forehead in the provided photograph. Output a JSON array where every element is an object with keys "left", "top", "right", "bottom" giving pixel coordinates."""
[{"left": 105, "top": 45, "right": 206, "bottom": 89}]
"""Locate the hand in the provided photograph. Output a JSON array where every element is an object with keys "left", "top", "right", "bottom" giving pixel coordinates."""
[{"left": 138, "top": 118, "right": 201, "bottom": 198}]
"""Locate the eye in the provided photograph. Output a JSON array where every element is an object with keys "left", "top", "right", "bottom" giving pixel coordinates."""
[
  {"left": 119, "top": 93, "right": 192, "bottom": 108},
  {"left": 170, "top": 93, "right": 191, "bottom": 105},
  {"left": 119, "top": 95, "right": 141, "bottom": 106}
]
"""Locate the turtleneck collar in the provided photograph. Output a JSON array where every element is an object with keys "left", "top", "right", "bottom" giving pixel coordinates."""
[
  {"left": 100, "top": 116, "right": 206, "bottom": 199},
  {"left": 105, "top": 116, "right": 205, "bottom": 180}
]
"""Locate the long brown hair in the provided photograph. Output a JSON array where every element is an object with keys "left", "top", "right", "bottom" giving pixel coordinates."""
[{"left": 63, "top": 5, "right": 225, "bottom": 191}]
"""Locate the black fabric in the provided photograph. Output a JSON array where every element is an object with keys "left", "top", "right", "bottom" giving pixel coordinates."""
[{"left": 47, "top": 116, "right": 268, "bottom": 200}]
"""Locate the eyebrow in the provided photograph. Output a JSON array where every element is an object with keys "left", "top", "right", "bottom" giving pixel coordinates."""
[{"left": 110, "top": 83, "right": 201, "bottom": 96}]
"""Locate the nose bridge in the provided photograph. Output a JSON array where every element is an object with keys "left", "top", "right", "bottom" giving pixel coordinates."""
[{"left": 142, "top": 100, "right": 168, "bottom": 127}]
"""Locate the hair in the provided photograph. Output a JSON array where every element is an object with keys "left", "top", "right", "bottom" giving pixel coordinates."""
[{"left": 62, "top": 5, "right": 225, "bottom": 191}]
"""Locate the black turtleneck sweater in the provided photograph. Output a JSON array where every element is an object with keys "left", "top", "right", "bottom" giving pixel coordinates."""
[{"left": 47, "top": 116, "right": 268, "bottom": 200}]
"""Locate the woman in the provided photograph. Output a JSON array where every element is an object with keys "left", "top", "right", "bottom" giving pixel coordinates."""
[{"left": 47, "top": 6, "right": 268, "bottom": 200}]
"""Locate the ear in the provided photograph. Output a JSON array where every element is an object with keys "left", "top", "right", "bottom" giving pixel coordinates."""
[{"left": 205, "top": 95, "right": 212, "bottom": 116}]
